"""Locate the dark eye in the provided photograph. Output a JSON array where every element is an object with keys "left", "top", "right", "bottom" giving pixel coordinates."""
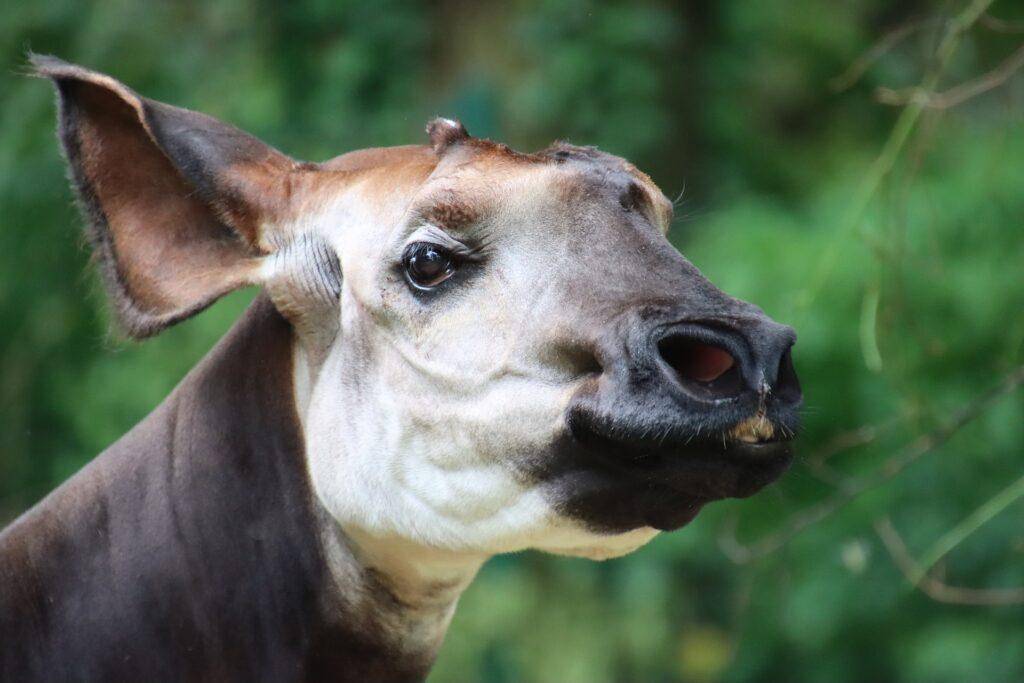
[{"left": 402, "top": 242, "right": 456, "bottom": 289}]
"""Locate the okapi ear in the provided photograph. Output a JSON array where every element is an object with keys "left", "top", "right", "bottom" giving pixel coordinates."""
[{"left": 31, "top": 55, "right": 300, "bottom": 338}]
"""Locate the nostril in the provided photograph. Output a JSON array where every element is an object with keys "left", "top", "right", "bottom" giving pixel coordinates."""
[
  {"left": 684, "top": 343, "right": 734, "bottom": 382},
  {"left": 658, "top": 335, "right": 743, "bottom": 400},
  {"left": 773, "top": 348, "right": 802, "bottom": 404}
]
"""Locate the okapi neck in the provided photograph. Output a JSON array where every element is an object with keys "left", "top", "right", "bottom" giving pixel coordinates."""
[
  {"left": 0, "top": 296, "right": 442, "bottom": 682},
  {"left": 317, "top": 517, "right": 484, "bottom": 666}
]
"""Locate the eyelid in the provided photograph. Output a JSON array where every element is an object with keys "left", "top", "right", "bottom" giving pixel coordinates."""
[{"left": 403, "top": 224, "right": 478, "bottom": 258}]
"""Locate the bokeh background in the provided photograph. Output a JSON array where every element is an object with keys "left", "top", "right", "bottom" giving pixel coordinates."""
[{"left": 2, "top": 1, "right": 1023, "bottom": 681}]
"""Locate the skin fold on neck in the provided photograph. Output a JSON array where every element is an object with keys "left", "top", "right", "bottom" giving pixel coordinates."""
[{"left": 293, "top": 342, "right": 486, "bottom": 664}]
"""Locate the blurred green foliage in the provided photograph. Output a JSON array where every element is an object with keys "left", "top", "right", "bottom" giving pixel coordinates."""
[{"left": 2, "top": 1, "right": 1023, "bottom": 681}]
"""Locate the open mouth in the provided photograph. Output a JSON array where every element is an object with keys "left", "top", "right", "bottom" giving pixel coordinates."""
[
  {"left": 554, "top": 407, "right": 796, "bottom": 532},
  {"left": 605, "top": 440, "right": 792, "bottom": 531},
  {"left": 588, "top": 431, "right": 795, "bottom": 494},
  {"left": 568, "top": 403, "right": 795, "bottom": 473}
]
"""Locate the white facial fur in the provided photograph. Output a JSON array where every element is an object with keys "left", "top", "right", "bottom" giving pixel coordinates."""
[{"left": 291, "top": 163, "right": 661, "bottom": 565}]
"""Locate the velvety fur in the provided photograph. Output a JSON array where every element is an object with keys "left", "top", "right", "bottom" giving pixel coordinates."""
[{"left": 0, "top": 298, "right": 427, "bottom": 683}]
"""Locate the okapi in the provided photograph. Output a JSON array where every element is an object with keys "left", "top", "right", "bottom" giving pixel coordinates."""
[{"left": 0, "top": 56, "right": 802, "bottom": 682}]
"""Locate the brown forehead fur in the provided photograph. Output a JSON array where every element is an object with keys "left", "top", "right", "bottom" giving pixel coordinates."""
[{"left": 315, "top": 135, "right": 673, "bottom": 234}]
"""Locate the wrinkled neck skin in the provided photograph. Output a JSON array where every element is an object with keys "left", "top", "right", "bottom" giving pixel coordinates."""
[
  {"left": 272, "top": 161, "right": 489, "bottom": 665},
  {"left": 293, "top": 341, "right": 485, "bottom": 667}
]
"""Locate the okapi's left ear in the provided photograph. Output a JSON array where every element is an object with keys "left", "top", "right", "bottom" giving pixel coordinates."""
[{"left": 32, "top": 55, "right": 311, "bottom": 338}]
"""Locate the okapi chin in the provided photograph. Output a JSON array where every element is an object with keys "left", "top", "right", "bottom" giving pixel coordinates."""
[{"left": 1, "top": 56, "right": 801, "bottom": 682}]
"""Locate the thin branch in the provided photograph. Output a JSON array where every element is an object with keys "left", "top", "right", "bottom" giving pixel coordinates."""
[
  {"left": 718, "top": 366, "right": 1024, "bottom": 564},
  {"left": 980, "top": 13, "right": 1024, "bottom": 33},
  {"left": 804, "top": 412, "right": 909, "bottom": 464},
  {"left": 875, "top": 517, "right": 1024, "bottom": 606},
  {"left": 830, "top": 18, "right": 941, "bottom": 92},
  {"left": 877, "top": 43, "right": 1024, "bottom": 109},
  {"left": 804, "top": 458, "right": 852, "bottom": 487},
  {"left": 859, "top": 281, "right": 884, "bottom": 372},
  {"left": 798, "top": 0, "right": 996, "bottom": 312},
  {"left": 912, "top": 472, "right": 1024, "bottom": 583}
]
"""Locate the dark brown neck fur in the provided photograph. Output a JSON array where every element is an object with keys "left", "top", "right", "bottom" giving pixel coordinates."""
[{"left": 0, "top": 296, "right": 429, "bottom": 683}]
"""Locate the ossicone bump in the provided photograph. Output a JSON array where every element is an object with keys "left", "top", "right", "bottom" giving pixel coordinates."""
[{"left": 426, "top": 117, "right": 469, "bottom": 154}]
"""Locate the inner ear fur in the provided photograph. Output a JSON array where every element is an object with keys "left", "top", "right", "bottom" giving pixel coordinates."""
[{"left": 32, "top": 55, "right": 303, "bottom": 338}]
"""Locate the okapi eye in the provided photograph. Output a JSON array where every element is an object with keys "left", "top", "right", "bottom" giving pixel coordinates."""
[{"left": 403, "top": 242, "right": 456, "bottom": 289}]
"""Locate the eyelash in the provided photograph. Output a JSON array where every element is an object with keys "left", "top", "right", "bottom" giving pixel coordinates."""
[{"left": 398, "top": 227, "right": 491, "bottom": 294}]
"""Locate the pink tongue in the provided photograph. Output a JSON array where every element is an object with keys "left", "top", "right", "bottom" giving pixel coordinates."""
[{"left": 686, "top": 343, "right": 735, "bottom": 383}]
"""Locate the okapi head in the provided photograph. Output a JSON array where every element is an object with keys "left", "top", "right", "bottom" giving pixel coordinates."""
[{"left": 16, "top": 55, "right": 801, "bottom": 677}]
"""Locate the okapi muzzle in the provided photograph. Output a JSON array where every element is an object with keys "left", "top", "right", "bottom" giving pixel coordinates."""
[
  {"left": 558, "top": 275, "right": 802, "bottom": 532},
  {"left": 0, "top": 56, "right": 802, "bottom": 682}
]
